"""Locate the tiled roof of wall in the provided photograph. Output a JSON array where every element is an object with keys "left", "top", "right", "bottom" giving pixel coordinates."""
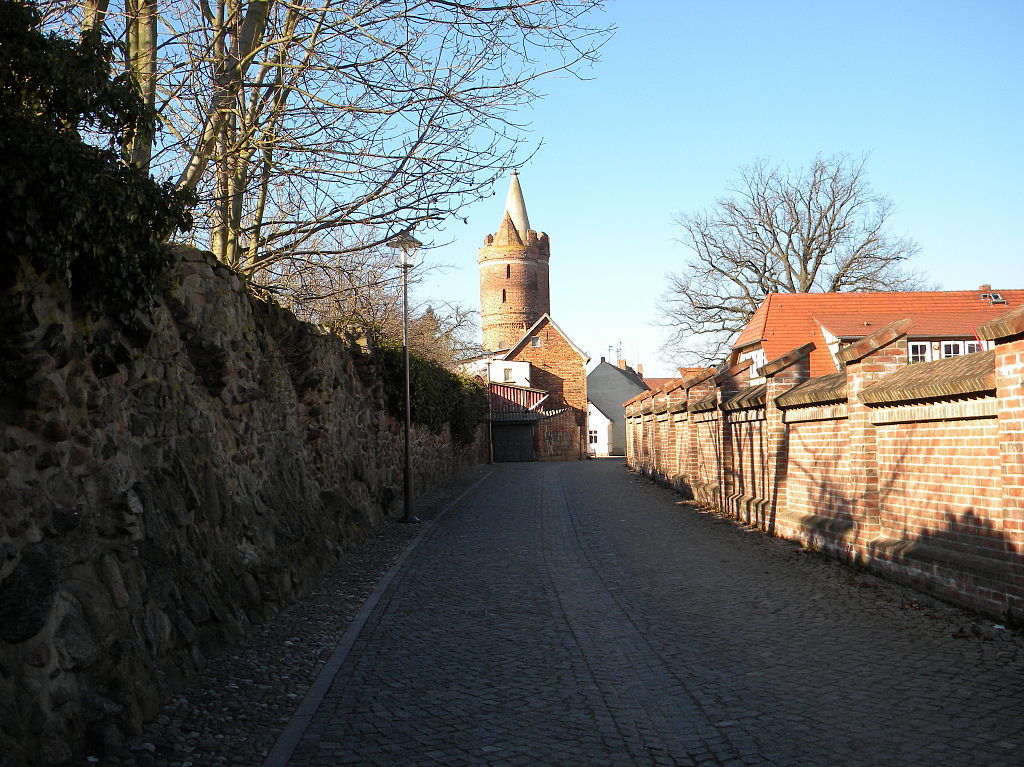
[
  {"left": 859, "top": 350, "right": 996, "bottom": 405},
  {"left": 721, "top": 384, "right": 767, "bottom": 411},
  {"left": 775, "top": 372, "right": 848, "bottom": 409}
]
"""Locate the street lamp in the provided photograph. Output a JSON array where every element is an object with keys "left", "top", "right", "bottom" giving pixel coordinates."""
[{"left": 386, "top": 230, "right": 422, "bottom": 524}]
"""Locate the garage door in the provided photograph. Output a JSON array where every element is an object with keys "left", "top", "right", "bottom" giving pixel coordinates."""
[{"left": 492, "top": 423, "right": 536, "bottom": 462}]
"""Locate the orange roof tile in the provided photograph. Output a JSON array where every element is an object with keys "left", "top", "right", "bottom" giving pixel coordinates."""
[
  {"left": 642, "top": 377, "right": 674, "bottom": 391},
  {"left": 733, "top": 288, "right": 1024, "bottom": 377}
]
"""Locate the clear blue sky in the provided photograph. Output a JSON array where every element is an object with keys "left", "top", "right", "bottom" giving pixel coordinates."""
[{"left": 419, "top": 0, "right": 1023, "bottom": 378}]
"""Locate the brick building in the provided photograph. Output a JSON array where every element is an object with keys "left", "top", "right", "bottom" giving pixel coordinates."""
[{"left": 466, "top": 171, "right": 588, "bottom": 460}]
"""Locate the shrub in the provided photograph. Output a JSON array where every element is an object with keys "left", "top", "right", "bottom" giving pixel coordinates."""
[{"left": 0, "top": 0, "right": 193, "bottom": 323}]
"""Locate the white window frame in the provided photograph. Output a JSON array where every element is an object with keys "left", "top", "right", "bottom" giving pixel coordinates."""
[
  {"left": 908, "top": 341, "right": 930, "bottom": 364},
  {"left": 941, "top": 341, "right": 963, "bottom": 358}
]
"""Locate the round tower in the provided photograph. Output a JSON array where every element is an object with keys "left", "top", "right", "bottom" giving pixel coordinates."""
[{"left": 478, "top": 171, "right": 551, "bottom": 351}]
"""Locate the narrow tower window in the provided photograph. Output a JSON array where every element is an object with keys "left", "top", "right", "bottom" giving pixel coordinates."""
[
  {"left": 506, "top": 264, "right": 511, "bottom": 278},
  {"left": 502, "top": 289, "right": 507, "bottom": 303}
]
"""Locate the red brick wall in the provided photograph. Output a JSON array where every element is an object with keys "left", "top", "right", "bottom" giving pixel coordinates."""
[
  {"left": 876, "top": 418, "right": 1002, "bottom": 546},
  {"left": 655, "top": 412, "right": 670, "bottom": 474},
  {"left": 627, "top": 333, "right": 1024, "bottom": 620},
  {"left": 996, "top": 340, "right": 1024, "bottom": 605},
  {"left": 641, "top": 412, "right": 654, "bottom": 472},
  {"left": 786, "top": 417, "right": 850, "bottom": 524},
  {"left": 726, "top": 416, "right": 767, "bottom": 502},
  {"left": 693, "top": 416, "right": 721, "bottom": 505},
  {"left": 536, "top": 408, "right": 581, "bottom": 461}
]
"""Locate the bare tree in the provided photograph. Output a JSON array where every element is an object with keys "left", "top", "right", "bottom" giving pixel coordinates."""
[
  {"left": 660, "top": 154, "right": 928, "bottom": 363},
  {"left": 279, "top": 249, "right": 482, "bottom": 368},
  {"left": 40, "top": 0, "right": 611, "bottom": 288}
]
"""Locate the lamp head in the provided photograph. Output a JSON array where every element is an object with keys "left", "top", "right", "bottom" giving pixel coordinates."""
[{"left": 386, "top": 230, "right": 422, "bottom": 267}]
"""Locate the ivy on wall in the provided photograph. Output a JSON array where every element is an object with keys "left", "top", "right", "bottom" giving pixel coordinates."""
[
  {"left": 0, "top": 0, "right": 193, "bottom": 324},
  {"left": 373, "top": 344, "right": 488, "bottom": 445}
]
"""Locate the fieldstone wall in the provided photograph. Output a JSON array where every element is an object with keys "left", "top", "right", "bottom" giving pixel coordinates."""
[{"left": 0, "top": 246, "right": 485, "bottom": 766}]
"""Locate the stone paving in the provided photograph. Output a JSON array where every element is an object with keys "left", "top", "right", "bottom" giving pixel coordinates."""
[{"left": 270, "top": 459, "right": 1024, "bottom": 767}]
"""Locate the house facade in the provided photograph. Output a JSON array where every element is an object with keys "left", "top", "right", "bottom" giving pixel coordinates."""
[
  {"left": 729, "top": 287, "right": 1024, "bottom": 382},
  {"left": 587, "top": 402, "right": 613, "bottom": 456},
  {"left": 586, "top": 358, "right": 648, "bottom": 456}
]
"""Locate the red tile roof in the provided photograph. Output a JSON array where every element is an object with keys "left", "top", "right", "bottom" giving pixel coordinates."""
[
  {"left": 733, "top": 288, "right": 1024, "bottom": 377},
  {"left": 641, "top": 368, "right": 711, "bottom": 393},
  {"left": 642, "top": 377, "right": 674, "bottom": 391}
]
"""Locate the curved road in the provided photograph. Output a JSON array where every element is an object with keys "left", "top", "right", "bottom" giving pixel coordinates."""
[{"left": 273, "top": 460, "right": 1024, "bottom": 767}]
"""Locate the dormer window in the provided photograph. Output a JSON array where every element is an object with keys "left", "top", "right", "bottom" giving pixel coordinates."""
[
  {"left": 908, "top": 342, "right": 929, "bottom": 363},
  {"left": 980, "top": 290, "right": 1008, "bottom": 305}
]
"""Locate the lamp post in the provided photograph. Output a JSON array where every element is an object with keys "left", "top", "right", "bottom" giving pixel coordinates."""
[{"left": 386, "top": 230, "right": 422, "bottom": 524}]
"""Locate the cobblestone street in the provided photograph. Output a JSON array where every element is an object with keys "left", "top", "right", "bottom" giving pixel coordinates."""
[{"left": 267, "top": 459, "right": 1024, "bottom": 767}]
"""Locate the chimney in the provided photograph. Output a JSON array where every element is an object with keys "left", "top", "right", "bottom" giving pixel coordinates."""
[
  {"left": 600, "top": 356, "right": 606, "bottom": 363},
  {"left": 979, "top": 284, "right": 992, "bottom": 294},
  {"left": 637, "top": 364, "right": 644, "bottom": 376},
  {"left": 617, "top": 359, "right": 626, "bottom": 369}
]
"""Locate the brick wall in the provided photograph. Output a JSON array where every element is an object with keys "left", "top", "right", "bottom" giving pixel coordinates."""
[
  {"left": 996, "top": 338, "right": 1024, "bottom": 605},
  {"left": 725, "top": 415, "right": 766, "bottom": 521},
  {"left": 786, "top": 417, "right": 850, "bottom": 529},
  {"left": 625, "top": 312, "right": 1024, "bottom": 620}
]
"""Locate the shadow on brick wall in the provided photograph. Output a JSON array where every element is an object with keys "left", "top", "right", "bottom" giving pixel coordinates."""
[{"left": 867, "top": 507, "right": 1017, "bottom": 620}]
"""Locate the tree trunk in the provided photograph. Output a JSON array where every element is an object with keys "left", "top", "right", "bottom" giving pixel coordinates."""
[{"left": 125, "top": 0, "right": 157, "bottom": 171}]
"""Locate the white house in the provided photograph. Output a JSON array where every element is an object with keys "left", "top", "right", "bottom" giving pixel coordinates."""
[{"left": 586, "top": 402, "right": 613, "bottom": 457}]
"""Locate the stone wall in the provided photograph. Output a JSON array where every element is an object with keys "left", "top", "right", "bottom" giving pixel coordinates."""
[{"left": 0, "top": 246, "right": 485, "bottom": 766}]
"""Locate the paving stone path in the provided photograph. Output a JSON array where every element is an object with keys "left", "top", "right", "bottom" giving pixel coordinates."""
[{"left": 269, "top": 459, "right": 1024, "bottom": 767}]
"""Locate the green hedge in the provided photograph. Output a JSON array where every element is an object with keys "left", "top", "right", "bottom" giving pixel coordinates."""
[
  {"left": 373, "top": 344, "right": 488, "bottom": 446},
  {"left": 0, "top": 0, "right": 193, "bottom": 323}
]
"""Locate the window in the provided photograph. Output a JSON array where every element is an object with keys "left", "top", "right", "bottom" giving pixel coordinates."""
[
  {"left": 503, "top": 367, "right": 513, "bottom": 382},
  {"left": 908, "top": 342, "right": 929, "bottom": 364},
  {"left": 941, "top": 341, "right": 963, "bottom": 358},
  {"left": 588, "top": 430, "right": 598, "bottom": 444},
  {"left": 506, "top": 264, "right": 511, "bottom": 278},
  {"left": 501, "top": 288, "right": 506, "bottom": 303},
  {"left": 530, "top": 336, "right": 541, "bottom": 347},
  {"left": 965, "top": 341, "right": 983, "bottom": 354}
]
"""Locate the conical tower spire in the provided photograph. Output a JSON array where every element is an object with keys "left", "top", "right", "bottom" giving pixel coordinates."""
[
  {"left": 477, "top": 169, "right": 550, "bottom": 352},
  {"left": 503, "top": 169, "right": 531, "bottom": 239}
]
